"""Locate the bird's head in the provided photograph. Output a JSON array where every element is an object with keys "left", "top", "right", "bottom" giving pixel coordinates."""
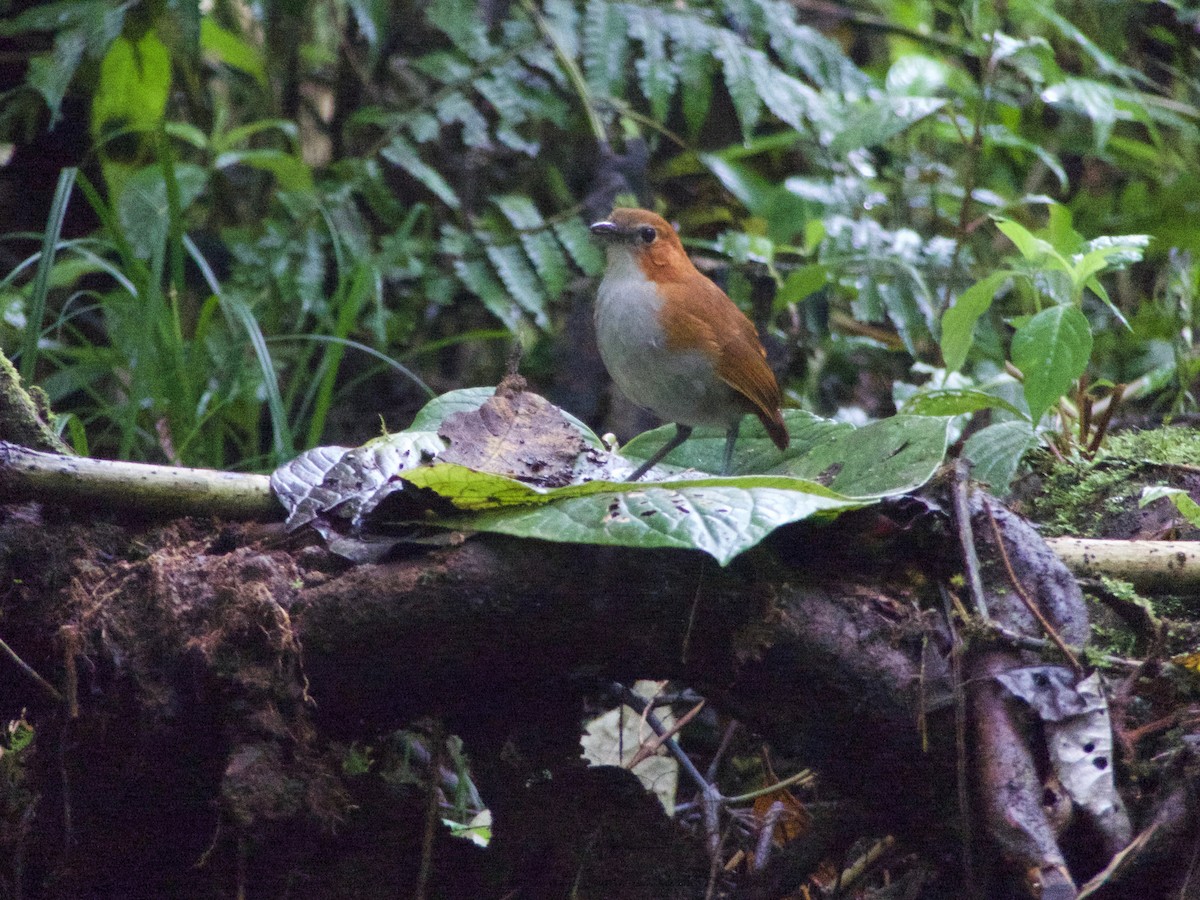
[{"left": 589, "top": 208, "right": 692, "bottom": 280}]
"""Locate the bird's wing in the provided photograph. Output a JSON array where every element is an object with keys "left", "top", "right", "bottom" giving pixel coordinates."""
[{"left": 659, "top": 276, "right": 790, "bottom": 450}]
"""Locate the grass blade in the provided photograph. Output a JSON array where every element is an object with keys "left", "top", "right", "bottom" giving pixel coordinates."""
[{"left": 20, "top": 168, "right": 76, "bottom": 382}]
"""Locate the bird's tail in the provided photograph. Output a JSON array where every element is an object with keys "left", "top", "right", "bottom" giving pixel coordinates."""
[{"left": 758, "top": 408, "right": 790, "bottom": 452}]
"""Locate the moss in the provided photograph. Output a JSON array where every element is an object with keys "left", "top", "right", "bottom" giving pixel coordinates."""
[{"left": 1023, "top": 426, "right": 1200, "bottom": 537}]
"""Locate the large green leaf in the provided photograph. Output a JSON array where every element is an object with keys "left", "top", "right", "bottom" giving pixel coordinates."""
[
  {"left": 1011, "top": 305, "right": 1093, "bottom": 424},
  {"left": 420, "top": 472, "right": 856, "bottom": 565},
  {"left": 622, "top": 411, "right": 952, "bottom": 498},
  {"left": 900, "top": 388, "right": 1024, "bottom": 419},
  {"left": 274, "top": 396, "right": 952, "bottom": 565},
  {"left": 91, "top": 31, "right": 171, "bottom": 136}
]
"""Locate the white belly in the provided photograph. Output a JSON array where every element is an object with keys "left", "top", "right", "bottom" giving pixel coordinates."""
[{"left": 595, "top": 259, "right": 742, "bottom": 429}]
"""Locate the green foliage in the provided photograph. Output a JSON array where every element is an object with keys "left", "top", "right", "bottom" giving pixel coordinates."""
[
  {"left": 273, "top": 389, "right": 952, "bottom": 564},
  {"left": 0, "top": 0, "right": 1196, "bottom": 483}
]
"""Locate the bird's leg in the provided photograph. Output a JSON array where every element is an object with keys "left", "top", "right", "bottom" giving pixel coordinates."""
[
  {"left": 721, "top": 419, "right": 741, "bottom": 476},
  {"left": 627, "top": 424, "right": 693, "bottom": 482}
]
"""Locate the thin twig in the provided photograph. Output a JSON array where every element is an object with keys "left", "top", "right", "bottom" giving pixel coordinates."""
[
  {"left": 723, "top": 768, "right": 814, "bottom": 805},
  {"left": 680, "top": 561, "right": 708, "bottom": 664},
  {"left": 753, "top": 801, "right": 785, "bottom": 871},
  {"left": 983, "top": 501, "right": 1083, "bottom": 676},
  {"left": 983, "top": 622, "right": 1140, "bottom": 670},
  {"left": 1087, "top": 383, "right": 1126, "bottom": 456},
  {"left": 703, "top": 820, "right": 735, "bottom": 900},
  {"left": 626, "top": 699, "right": 706, "bottom": 771},
  {"left": 0, "top": 634, "right": 62, "bottom": 703},
  {"left": 706, "top": 720, "right": 738, "bottom": 783},
  {"left": 939, "top": 27, "right": 999, "bottom": 318},
  {"left": 612, "top": 683, "right": 713, "bottom": 798},
  {"left": 838, "top": 835, "right": 897, "bottom": 890},
  {"left": 939, "top": 583, "right": 975, "bottom": 894},
  {"left": 952, "top": 459, "right": 990, "bottom": 623},
  {"left": 414, "top": 720, "right": 445, "bottom": 900}
]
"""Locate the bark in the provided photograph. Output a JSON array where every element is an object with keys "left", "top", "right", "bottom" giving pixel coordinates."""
[{"left": 0, "top": 489, "right": 1194, "bottom": 898}]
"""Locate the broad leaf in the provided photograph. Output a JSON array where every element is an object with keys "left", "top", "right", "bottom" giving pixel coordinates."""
[
  {"left": 426, "top": 474, "right": 856, "bottom": 566},
  {"left": 963, "top": 420, "right": 1037, "bottom": 492},
  {"left": 117, "top": 164, "right": 209, "bottom": 260},
  {"left": 622, "top": 411, "right": 952, "bottom": 498},
  {"left": 1011, "top": 305, "right": 1093, "bottom": 424},
  {"left": 1140, "top": 486, "right": 1200, "bottom": 528}
]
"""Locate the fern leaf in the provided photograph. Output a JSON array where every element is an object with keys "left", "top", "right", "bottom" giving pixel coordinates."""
[
  {"left": 752, "top": 0, "right": 869, "bottom": 96},
  {"left": 455, "top": 258, "right": 523, "bottom": 331},
  {"left": 494, "top": 195, "right": 571, "bottom": 299},
  {"left": 542, "top": 0, "right": 580, "bottom": 62},
  {"left": 381, "top": 137, "right": 460, "bottom": 209},
  {"left": 436, "top": 91, "right": 491, "bottom": 149},
  {"left": 745, "top": 48, "right": 825, "bottom": 134},
  {"left": 625, "top": 7, "right": 675, "bottom": 122},
  {"left": 675, "top": 45, "right": 715, "bottom": 138},
  {"left": 486, "top": 243, "right": 550, "bottom": 328},
  {"left": 425, "top": 0, "right": 491, "bottom": 61},
  {"left": 582, "top": 0, "right": 627, "bottom": 101},
  {"left": 553, "top": 218, "right": 604, "bottom": 276},
  {"left": 475, "top": 63, "right": 536, "bottom": 127},
  {"left": 713, "top": 29, "right": 763, "bottom": 138}
]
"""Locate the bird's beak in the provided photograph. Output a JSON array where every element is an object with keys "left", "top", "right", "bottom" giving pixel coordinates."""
[{"left": 589, "top": 221, "right": 620, "bottom": 240}]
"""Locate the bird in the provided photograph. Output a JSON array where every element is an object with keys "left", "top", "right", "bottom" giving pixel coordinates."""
[{"left": 590, "top": 207, "right": 790, "bottom": 481}]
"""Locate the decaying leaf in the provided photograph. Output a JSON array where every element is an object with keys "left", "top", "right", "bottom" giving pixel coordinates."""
[
  {"left": 581, "top": 680, "right": 678, "bottom": 814},
  {"left": 438, "top": 374, "right": 587, "bottom": 486},
  {"left": 996, "top": 667, "right": 1131, "bottom": 850}
]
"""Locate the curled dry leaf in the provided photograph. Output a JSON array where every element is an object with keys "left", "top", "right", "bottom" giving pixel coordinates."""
[{"left": 438, "top": 374, "right": 587, "bottom": 487}]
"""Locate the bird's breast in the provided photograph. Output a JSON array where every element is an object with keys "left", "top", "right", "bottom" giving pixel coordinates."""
[{"left": 595, "top": 266, "right": 740, "bottom": 428}]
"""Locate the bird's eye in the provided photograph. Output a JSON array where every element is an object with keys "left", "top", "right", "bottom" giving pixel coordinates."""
[{"left": 639, "top": 226, "right": 657, "bottom": 243}]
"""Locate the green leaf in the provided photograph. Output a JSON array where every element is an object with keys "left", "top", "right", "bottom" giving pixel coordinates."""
[
  {"left": 117, "top": 163, "right": 209, "bottom": 260},
  {"left": 828, "top": 97, "right": 945, "bottom": 156},
  {"left": 409, "top": 387, "right": 500, "bottom": 431},
  {"left": 1140, "top": 486, "right": 1200, "bottom": 528},
  {"left": 1011, "top": 305, "right": 1093, "bottom": 424},
  {"left": 676, "top": 45, "right": 714, "bottom": 137},
  {"left": 453, "top": 258, "right": 521, "bottom": 331},
  {"left": 199, "top": 17, "right": 267, "bottom": 87},
  {"left": 994, "top": 217, "right": 1058, "bottom": 264},
  {"left": 28, "top": 30, "right": 85, "bottom": 125},
  {"left": 426, "top": 0, "right": 490, "bottom": 60},
  {"left": 627, "top": 10, "right": 674, "bottom": 122},
  {"left": 92, "top": 31, "right": 172, "bottom": 136},
  {"left": 215, "top": 149, "right": 313, "bottom": 191},
  {"left": 900, "top": 388, "right": 1024, "bottom": 418},
  {"left": 963, "top": 421, "right": 1037, "bottom": 492},
  {"left": 485, "top": 243, "right": 549, "bottom": 327},
  {"left": 553, "top": 218, "right": 604, "bottom": 276},
  {"left": 940, "top": 271, "right": 1011, "bottom": 372},
  {"left": 713, "top": 30, "right": 762, "bottom": 138},
  {"left": 582, "top": 0, "right": 627, "bottom": 99},
  {"left": 494, "top": 195, "right": 570, "bottom": 299},
  {"left": 422, "top": 472, "right": 857, "bottom": 565},
  {"left": 775, "top": 264, "right": 827, "bottom": 308},
  {"left": 622, "top": 410, "right": 951, "bottom": 497},
  {"left": 1043, "top": 77, "right": 1117, "bottom": 151},
  {"left": 381, "top": 137, "right": 460, "bottom": 210}
]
